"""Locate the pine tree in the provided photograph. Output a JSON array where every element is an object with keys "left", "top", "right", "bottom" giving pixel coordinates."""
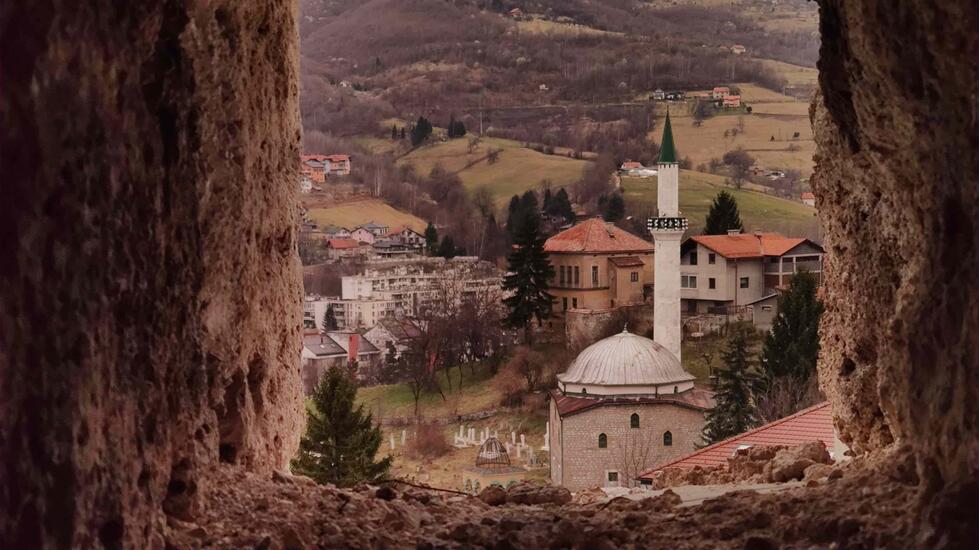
[
  {"left": 760, "top": 271, "right": 823, "bottom": 384},
  {"left": 437, "top": 236, "right": 457, "bottom": 259},
  {"left": 506, "top": 195, "right": 522, "bottom": 235},
  {"left": 702, "top": 327, "right": 762, "bottom": 444},
  {"left": 602, "top": 192, "right": 625, "bottom": 222},
  {"left": 551, "top": 188, "right": 575, "bottom": 223},
  {"left": 411, "top": 116, "right": 433, "bottom": 146},
  {"left": 423, "top": 221, "right": 438, "bottom": 253},
  {"left": 400, "top": 127, "right": 406, "bottom": 140},
  {"left": 502, "top": 208, "right": 555, "bottom": 344},
  {"left": 291, "top": 368, "right": 391, "bottom": 486},
  {"left": 542, "top": 188, "right": 553, "bottom": 213},
  {"left": 447, "top": 115, "right": 457, "bottom": 138},
  {"left": 704, "top": 191, "right": 744, "bottom": 235},
  {"left": 322, "top": 305, "right": 339, "bottom": 331},
  {"left": 391, "top": 125, "right": 398, "bottom": 140}
]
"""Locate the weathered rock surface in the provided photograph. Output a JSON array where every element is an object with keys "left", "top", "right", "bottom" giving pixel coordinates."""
[
  {"left": 0, "top": 1, "right": 303, "bottom": 547},
  {"left": 811, "top": 1, "right": 977, "bottom": 544}
]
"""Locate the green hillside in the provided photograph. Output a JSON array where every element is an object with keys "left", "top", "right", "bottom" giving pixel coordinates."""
[
  {"left": 398, "top": 137, "right": 591, "bottom": 205},
  {"left": 622, "top": 171, "right": 821, "bottom": 240}
]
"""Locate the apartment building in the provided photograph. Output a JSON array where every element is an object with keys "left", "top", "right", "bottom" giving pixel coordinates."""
[{"left": 679, "top": 231, "right": 824, "bottom": 314}]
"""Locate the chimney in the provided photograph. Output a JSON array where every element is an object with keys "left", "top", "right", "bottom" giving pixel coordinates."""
[{"left": 727, "top": 229, "right": 741, "bottom": 236}]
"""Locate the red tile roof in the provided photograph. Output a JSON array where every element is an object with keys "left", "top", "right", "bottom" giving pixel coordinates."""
[
  {"left": 326, "top": 154, "right": 350, "bottom": 162},
  {"left": 801, "top": 192, "right": 815, "bottom": 200},
  {"left": 638, "top": 402, "right": 835, "bottom": 479},
  {"left": 326, "top": 238, "right": 360, "bottom": 249},
  {"left": 609, "top": 256, "right": 645, "bottom": 268},
  {"left": 621, "top": 161, "right": 643, "bottom": 170},
  {"left": 544, "top": 218, "right": 654, "bottom": 254},
  {"left": 301, "top": 154, "right": 328, "bottom": 162},
  {"left": 551, "top": 387, "right": 715, "bottom": 418},
  {"left": 686, "top": 233, "right": 815, "bottom": 259}
]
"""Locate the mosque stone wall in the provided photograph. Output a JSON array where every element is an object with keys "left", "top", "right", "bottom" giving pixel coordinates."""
[{"left": 557, "top": 403, "right": 705, "bottom": 492}]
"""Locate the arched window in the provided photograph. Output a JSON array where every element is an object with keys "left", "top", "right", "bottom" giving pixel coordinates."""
[
  {"left": 673, "top": 385, "right": 678, "bottom": 394},
  {"left": 663, "top": 431, "right": 673, "bottom": 446},
  {"left": 630, "top": 413, "right": 640, "bottom": 428},
  {"left": 598, "top": 433, "right": 608, "bottom": 448},
  {"left": 582, "top": 387, "right": 588, "bottom": 394}
]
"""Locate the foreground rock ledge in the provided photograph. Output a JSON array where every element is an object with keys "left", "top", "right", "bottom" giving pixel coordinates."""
[{"left": 166, "top": 457, "right": 916, "bottom": 549}]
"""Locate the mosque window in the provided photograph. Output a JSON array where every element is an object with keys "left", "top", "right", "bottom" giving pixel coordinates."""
[
  {"left": 598, "top": 433, "right": 607, "bottom": 448},
  {"left": 673, "top": 386, "right": 678, "bottom": 393},
  {"left": 630, "top": 413, "right": 640, "bottom": 428},
  {"left": 664, "top": 431, "right": 673, "bottom": 446}
]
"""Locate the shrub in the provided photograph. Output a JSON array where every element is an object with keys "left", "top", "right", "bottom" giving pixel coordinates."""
[{"left": 406, "top": 422, "right": 451, "bottom": 461}]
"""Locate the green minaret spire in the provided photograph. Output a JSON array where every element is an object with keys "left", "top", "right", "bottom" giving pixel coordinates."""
[{"left": 658, "top": 111, "right": 677, "bottom": 164}]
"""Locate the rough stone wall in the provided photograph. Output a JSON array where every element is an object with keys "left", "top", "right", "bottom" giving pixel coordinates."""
[
  {"left": 811, "top": 0, "right": 977, "bottom": 543},
  {"left": 0, "top": 1, "right": 303, "bottom": 548},
  {"left": 556, "top": 404, "right": 705, "bottom": 491},
  {"left": 565, "top": 304, "right": 654, "bottom": 351}
]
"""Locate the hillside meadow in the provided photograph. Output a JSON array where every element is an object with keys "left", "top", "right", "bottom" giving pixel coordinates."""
[
  {"left": 621, "top": 172, "right": 820, "bottom": 240},
  {"left": 306, "top": 199, "right": 428, "bottom": 232}
]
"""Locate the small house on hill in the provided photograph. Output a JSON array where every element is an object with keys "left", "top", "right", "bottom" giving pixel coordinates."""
[
  {"left": 722, "top": 95, "right": 741, "bottom": 108},
  {"left": 712, "top": 86, "right": 730, "bottom": 100},
  {"left": 326, "top": 154, "right": 351, "bottom": 176},
  {"left": 801, "top": 192, "right": 816, "bottom": 207},
  {"left": 730, "top": 44, "right": 746, "bottom": 55}
]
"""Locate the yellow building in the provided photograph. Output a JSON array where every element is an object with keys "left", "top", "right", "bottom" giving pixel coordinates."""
[{"left": 544, "top": 218, "right": 655, "bottom": 313}]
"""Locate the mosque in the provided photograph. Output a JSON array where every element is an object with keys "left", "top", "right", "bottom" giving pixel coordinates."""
[{"left": 548, "top": 114, "right": 714, "bottom": 490}]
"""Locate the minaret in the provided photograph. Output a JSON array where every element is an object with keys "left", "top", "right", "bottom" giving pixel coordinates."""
[{"left": 648, "top": 112, "right": 687, "bottom": 362}]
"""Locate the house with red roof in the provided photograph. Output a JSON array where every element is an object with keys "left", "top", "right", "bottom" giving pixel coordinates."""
[
  {"left": 325, "top": 154, "right": 351, "bottom": 176},
  {"left": 325, "top": 238, "right": 366, "bottom": 260},
  {"left": 637, "top": 402, "right": 844, "bottom": 484},
  {"left": 678, "top": 230, "right": 824, "bottom": 315},
  {"left": 543, "top": 218, "right": 655, "bottom": 313},
  {"left": 801, "top": 192, "right": 816, "bottom": 207}
]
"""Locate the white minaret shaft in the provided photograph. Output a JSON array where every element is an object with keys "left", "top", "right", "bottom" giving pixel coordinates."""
[{"left": 650, "top": 112, "right": 685, "bottom": 363}]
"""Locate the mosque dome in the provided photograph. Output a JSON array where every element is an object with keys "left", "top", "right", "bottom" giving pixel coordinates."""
[{"left": 557, "top": 329, "right": 695, "bottom": 396}]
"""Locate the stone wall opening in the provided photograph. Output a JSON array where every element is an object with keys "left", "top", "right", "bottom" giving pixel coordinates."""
[{"left": 0, "top": 0, "right": 975, "bottom": 547}]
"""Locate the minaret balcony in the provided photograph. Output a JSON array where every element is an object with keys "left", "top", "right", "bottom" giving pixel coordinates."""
[{"left": 647, "top": 217, "right": 689, "bottom": 232}]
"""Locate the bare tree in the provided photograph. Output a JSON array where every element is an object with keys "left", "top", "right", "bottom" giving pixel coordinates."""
[
  {"left": 754, "top": 375, "right": 823, "bottom": 425},
  {"left": 618, "top": 429, "right": 656, "bottom": 488}
]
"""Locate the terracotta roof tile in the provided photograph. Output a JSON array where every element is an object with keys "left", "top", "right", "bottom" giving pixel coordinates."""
[
  {"left": 544, "top": 218, "right": 654, "bottom": 254},
  {"left": 639, "top": 402, "right": 835, "bottom": 478},
  {"left": 686, "top": 233, "right": 819, "bottom": 259},
  {"left": 609, "top": 256, "right": 645, "bottom": 268},
  {"left": 326, "top": 238, "right": 360, "bottom": 249},
  {"left": 801, "top": 192, "right": 815, "bottom": 200}
]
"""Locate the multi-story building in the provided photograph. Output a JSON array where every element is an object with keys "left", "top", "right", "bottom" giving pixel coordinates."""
[
  {"left": 678, "top": 230, "right": 824, "bottom": 314},
  {"left": 543, "top": 218, "right": 655, "bottom": 313},
  {"left": 306, "top": 257, "right": 502, "bottom": 329},
  {"left": 325, "top": 154, "right": 351, "bottom": 176}
]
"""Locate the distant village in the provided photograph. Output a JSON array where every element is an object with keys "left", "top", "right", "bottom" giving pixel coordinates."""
[{"left": 296, "top": 117, "right": 831, "bottom": 496}]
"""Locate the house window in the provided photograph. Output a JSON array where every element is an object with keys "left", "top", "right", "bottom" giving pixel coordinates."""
[
  {"left": 708, "top": 253, "right": 716, "bottom": 264},
  {"left": 574, "top": 266, "right": 580, "bottom": 286},
  {"left": 598, "top": 433, "right": 607, "bottom": 448},
  {"left": 681, "top": 275, "right": 697, "bottom": 288},
  {"left": 559, "top": 266, "right": 566, "bottom": 285},
  {"left": 663, "top": 431, "right": 673, "bottom": 446},
  {"left": 630, "top": 271, "right": 639, "bottom": 282},
  {"left": 562, "top": 297, "right": 568, "bottom": 310},
  {"left": 572, "top": 298, "right": 578, "bottom": 308},
  {"left": 709, "top": 278, "right": 716, "bottom": 289},
  {"left": 740, "top": 277, "right": 749, "bottom": 288},
  {"left": 630, "top": 413, "right": 640, "bottom": 428},
  {"left": 607, "top": 471, "right": 619, "bottom": 483},
  {"left": 689, "top": 251, "right": 698, "bottom": 265},
  {"left": 592, "top": 266, "right": 599, "bottom": 286}
]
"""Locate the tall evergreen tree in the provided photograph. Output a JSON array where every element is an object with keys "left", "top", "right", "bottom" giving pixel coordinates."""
[
  {"left": 549, "top": 188, "right": 575, "bottom": 223},
  {"left": 601, "top": 192, "right": 625, "bottom": 222},
  {"left": 410, "top": 116, "right": 432, "bottom": 146},
  {"left": 506, "top": 195, "right": 522, "bottom": 234},
  {"left": 702, "top": 327, "right": 762, "bottom": 444},
  {"left": 704, "top": 191, "right": 744, "bottom": 235},
  {"left": 400, "top": 127, "right": 406, "bottom": 140},
  {"left": 542, "top": 188, "right": 553, "bottom": 213},
  {"left": 291, "top": 368, "right": 391, "bottom": 486},
  {"left": 437, "top": 236, "right": 457, "bottom": 259},
  {"left": 502, "top": 208, "right": 555, "bottom": 344},
  {"left": 448, "top": 115, "right": 457, "bottom": 138},
  {"left": 424, "top": 222, "right": 439, "bottom": 253},
  {"left": 322, "top": 305, "right": 339, "bottom": 331},
  {"left": 759, "top": 271, "right": 824, "bottom": 384},
  {"left": 391, "top": 124, "right": 398, "bottom": 140}
]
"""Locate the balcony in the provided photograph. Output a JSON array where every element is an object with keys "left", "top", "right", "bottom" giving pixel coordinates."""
[{"left": 647, "top": 217, "right": 689, "bottom": 231}]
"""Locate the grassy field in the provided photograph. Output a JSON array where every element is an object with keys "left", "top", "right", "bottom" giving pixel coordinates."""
[
  {"left": 622, "top": 171, "right": 820, "bottom": 239},
  {"left": 516, "top": 18, "right": 620, "bottom": 37},
  {"left": 756, "top": 60, "right": 819, "bottom": 87},
  {"left": 654, "top": 85, "right": 815, "bottom": 175},
  {"left": 399, "top": 137, "right": 591, "bottom": 204},
  {"left": 306, "top": 199, "right": 428, "bottom": 232}
]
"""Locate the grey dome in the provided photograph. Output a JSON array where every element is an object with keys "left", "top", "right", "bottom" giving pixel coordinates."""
[{"left": 557, "top": 329, "right": 694, "bottom": 389}]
